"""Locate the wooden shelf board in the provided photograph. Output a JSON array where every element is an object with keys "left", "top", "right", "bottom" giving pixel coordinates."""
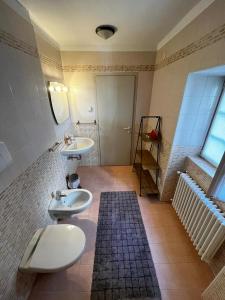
[
  {"left": 136, "top": 150, "right": 159, "bottom": 170},
  {"left": 133, "top": 163, "right": 159, "bottom": 195}
]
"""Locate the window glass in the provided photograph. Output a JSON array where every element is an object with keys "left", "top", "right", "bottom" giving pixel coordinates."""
[{"left": 202, "top": 88, "right": 225, "bottom": 167}]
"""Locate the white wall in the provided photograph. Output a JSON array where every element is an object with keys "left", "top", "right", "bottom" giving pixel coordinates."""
[
  {"left": 68, "top": 72, "right": 97, "bottom": 123},
  {"left": 0, "top": 1, "right": 58, "bottom": 193}
]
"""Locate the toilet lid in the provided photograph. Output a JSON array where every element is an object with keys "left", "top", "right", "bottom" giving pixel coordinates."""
[{"left": 29, "top": 224, "right": 85, "bottom": 272}]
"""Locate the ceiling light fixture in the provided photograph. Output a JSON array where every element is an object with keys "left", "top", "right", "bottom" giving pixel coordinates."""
[{"left": 95, "top": 25, "right": 117, "bottom": 40}]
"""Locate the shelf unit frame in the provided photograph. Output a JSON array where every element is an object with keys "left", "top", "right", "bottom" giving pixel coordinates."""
[{"left": 133, "top": 116, "right": 161, "bottom": 196}]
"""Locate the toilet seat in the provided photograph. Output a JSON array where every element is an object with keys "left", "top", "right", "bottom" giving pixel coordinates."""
[{"left": 19, "top": 224, "right": 86, "bottom": 273}]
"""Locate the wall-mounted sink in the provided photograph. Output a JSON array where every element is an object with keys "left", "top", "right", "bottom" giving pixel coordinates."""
[
  {"left": 60, "top": 137, "right": 94, "bottom": 157},
  {"left": 49, "top": 189, "right": 93, "bottom": 219}
]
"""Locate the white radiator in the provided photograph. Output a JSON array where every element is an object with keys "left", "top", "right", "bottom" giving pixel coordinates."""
[{"left": 172, "top": 172, "right": 225, "bottom": 262}]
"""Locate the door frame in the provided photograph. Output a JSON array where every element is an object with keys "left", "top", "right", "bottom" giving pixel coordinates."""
[{"left": 95, "top": 73, "right": 138, "bottom": 165}]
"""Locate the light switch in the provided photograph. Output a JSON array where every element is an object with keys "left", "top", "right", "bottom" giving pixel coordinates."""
[
  {"left": 88, "top": 106, "right": 94, "bottom": 113},
  {"left": 0, "top": 142, "right": 12, "bottom": 172}
]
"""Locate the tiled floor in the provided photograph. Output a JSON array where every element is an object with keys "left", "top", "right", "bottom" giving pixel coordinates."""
[{"left": 29, "top": 166, "right": 213, "bottom": 300}]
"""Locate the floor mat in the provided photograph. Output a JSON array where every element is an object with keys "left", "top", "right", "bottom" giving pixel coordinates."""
[{"left": 91, "top": 191, "right": 161, "bottom": 300}]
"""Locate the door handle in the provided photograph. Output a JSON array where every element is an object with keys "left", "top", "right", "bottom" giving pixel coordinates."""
[{"left": 123, "top": 127, "right": 131, "bottom": 130}]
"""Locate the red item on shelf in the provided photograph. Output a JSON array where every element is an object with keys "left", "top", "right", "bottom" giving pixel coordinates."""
[{"left": 147, "top": 129, "right": 159, "bottom": 140}]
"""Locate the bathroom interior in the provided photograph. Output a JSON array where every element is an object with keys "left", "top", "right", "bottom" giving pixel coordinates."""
[{"left": 0, "top": 0, "right": 225, "bottom": 299}]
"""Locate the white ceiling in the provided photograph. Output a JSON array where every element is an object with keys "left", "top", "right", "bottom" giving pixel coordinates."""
[{"left": 19, "top": 0, "right": 202, "bottom": 51}]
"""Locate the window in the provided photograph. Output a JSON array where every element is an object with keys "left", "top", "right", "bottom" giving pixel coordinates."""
[{"left": 201, "top": 85, "right": 225, "bottom": 167}]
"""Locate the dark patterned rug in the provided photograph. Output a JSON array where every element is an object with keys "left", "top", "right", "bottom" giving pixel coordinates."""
[{"left": 91, "top": 191, "right": 161, "bottom": 300}]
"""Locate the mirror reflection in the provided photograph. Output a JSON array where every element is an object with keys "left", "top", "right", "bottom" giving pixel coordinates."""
[{"left": 48, "top": 81, "right": 70, "bottom": 124}]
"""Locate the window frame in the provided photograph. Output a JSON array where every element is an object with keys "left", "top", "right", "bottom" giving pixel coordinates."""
[{"left": 201, "top": 82, "right": 225, "bottom": 167}]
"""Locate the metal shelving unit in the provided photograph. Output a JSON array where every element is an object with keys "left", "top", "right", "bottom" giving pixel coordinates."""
[{"left": 133, "top": 116, "right": 161, "bottom": 196}]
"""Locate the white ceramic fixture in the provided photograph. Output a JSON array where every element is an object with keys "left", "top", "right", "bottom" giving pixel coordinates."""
[
  {"left": 48, "top": 189, "right": 93, "bottom": 219},
  {"left": 19, "top": 224, "right": 85, "bottom": 273},
  {"left": 60, "top": 137, "right": 94, "bottom": 157}
]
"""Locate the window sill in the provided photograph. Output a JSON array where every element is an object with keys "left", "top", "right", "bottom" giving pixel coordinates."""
[
  {"left": 187, "top": 155, "right": 216, "bottom": 180},
  {"left": 186, "top": 156, "right": 225, "bottom": 213}
]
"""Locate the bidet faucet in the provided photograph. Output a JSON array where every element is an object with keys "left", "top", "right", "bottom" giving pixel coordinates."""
[
  {"left": 64, "top": 135, "right": 72, "bottom": 145},
  {"left": 51, "top": 191, "right": 67, "bottom": 200}
]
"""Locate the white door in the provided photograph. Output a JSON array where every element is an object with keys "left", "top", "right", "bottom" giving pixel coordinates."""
[{"left": 96, "top": 75, "right": 135, "bottom": 165}]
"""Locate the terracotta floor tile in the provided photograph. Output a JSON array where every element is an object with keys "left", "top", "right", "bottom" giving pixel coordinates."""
[
  {"left": 73, "top": 291, "right": 91, "bottom": 300},
  {"left": 145, "top": 225, "right": 188, "bottom": 244},
  {"left": 155, "top": 262, "right": 213, "bottom": 290},
  {"left": 150, "top": 241, "right": 200, "bottom": 264},
  {"left": 31, "top": 270, "right": 73, "bottom": 293},
  {"left": 88, "top": 202, "right": 100, "bottom": 217},
  {"left": 161, "top": 289, "right": 203, "bottom": 300},
  {"left": 146, "top": 226, "right": 166, "bottom": 243},
  {"left": 149, "top": 243, "right": 170, "bottom": 263},
  {"left": 66, "top": 261, "right": 80, "bottom": 276},
  {"left": 139, "top": 198, "right": 171, "bottom": 211},
  {"left": 163, "top": 225, "right": 190, "bottom": 243},
  {"left": 28, "top": 291, "right": 90, "bottom": 300},
  {"left": 155, "top": 263, "right": 178, "bottom": 290},
  {"left": 80, "top": 249, "right": 95, "bottom": 265},
  {"left": 69, "top": 265, "right": 93, "bottom": 292},
  {"left": 166, "top": 241, "right": 200, "bottom": 263},
  {"left": 142, "top": 213, "right": 165, "bottom": 227}
]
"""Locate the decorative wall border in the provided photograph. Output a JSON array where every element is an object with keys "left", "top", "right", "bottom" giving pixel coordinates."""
[
  {"left": 39, "top": 53, "right": 62, "bottom": 70},
  {"left": 0, "top": 22, "right": 225, "bottom": 72},
  {"left": 0, "top": 29, "right": 38, "bottom": 57},
  {"left": 0, "top": 30, "right": 155, "bottom": 72},
  {"left": 62, "top": 64, "right": 154, "bottom": 72},
  {"left": 155, "top": 22, "right": 225, "bottom": 70}
]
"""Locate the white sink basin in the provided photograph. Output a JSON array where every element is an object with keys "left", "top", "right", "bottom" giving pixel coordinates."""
[
  {"left": 48, "top": 189, "right": 93, "bottom": 219},
  {"left": 60, "top": 137, "right": 94, "bottom": 157}
]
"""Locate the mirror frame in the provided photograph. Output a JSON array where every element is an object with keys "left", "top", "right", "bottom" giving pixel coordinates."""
[{"left": 47, "top": 81, "right": 70, "bottom": 125}]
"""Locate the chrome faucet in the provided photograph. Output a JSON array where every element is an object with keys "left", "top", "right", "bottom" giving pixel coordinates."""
[
  {"left": 64, "top": 135, "right": 72, "bottom": 145},
  {"left": 51, "top": 191, "right": 67, "bottom": 200}
]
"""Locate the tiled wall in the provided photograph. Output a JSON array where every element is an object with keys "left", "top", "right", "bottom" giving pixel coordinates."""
[
  {"left": 0, "top": 150, "right": 71, "bottom": 299},
  {"left": 202, "top": 265, "right": 225, "bottom": 300},
  {"left": 161, "top": 145, "right": 202, "bottom": 201},
  {"left": 74, "top": 124, "right": 100, "bottom": 166},
  {"left": 185, "top": 156, "right": 214, "bottom": 193}
]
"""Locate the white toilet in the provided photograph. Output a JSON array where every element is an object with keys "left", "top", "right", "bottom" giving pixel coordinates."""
[{"left": 19, "top": 224, "right": 85, "bottom": 273}]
